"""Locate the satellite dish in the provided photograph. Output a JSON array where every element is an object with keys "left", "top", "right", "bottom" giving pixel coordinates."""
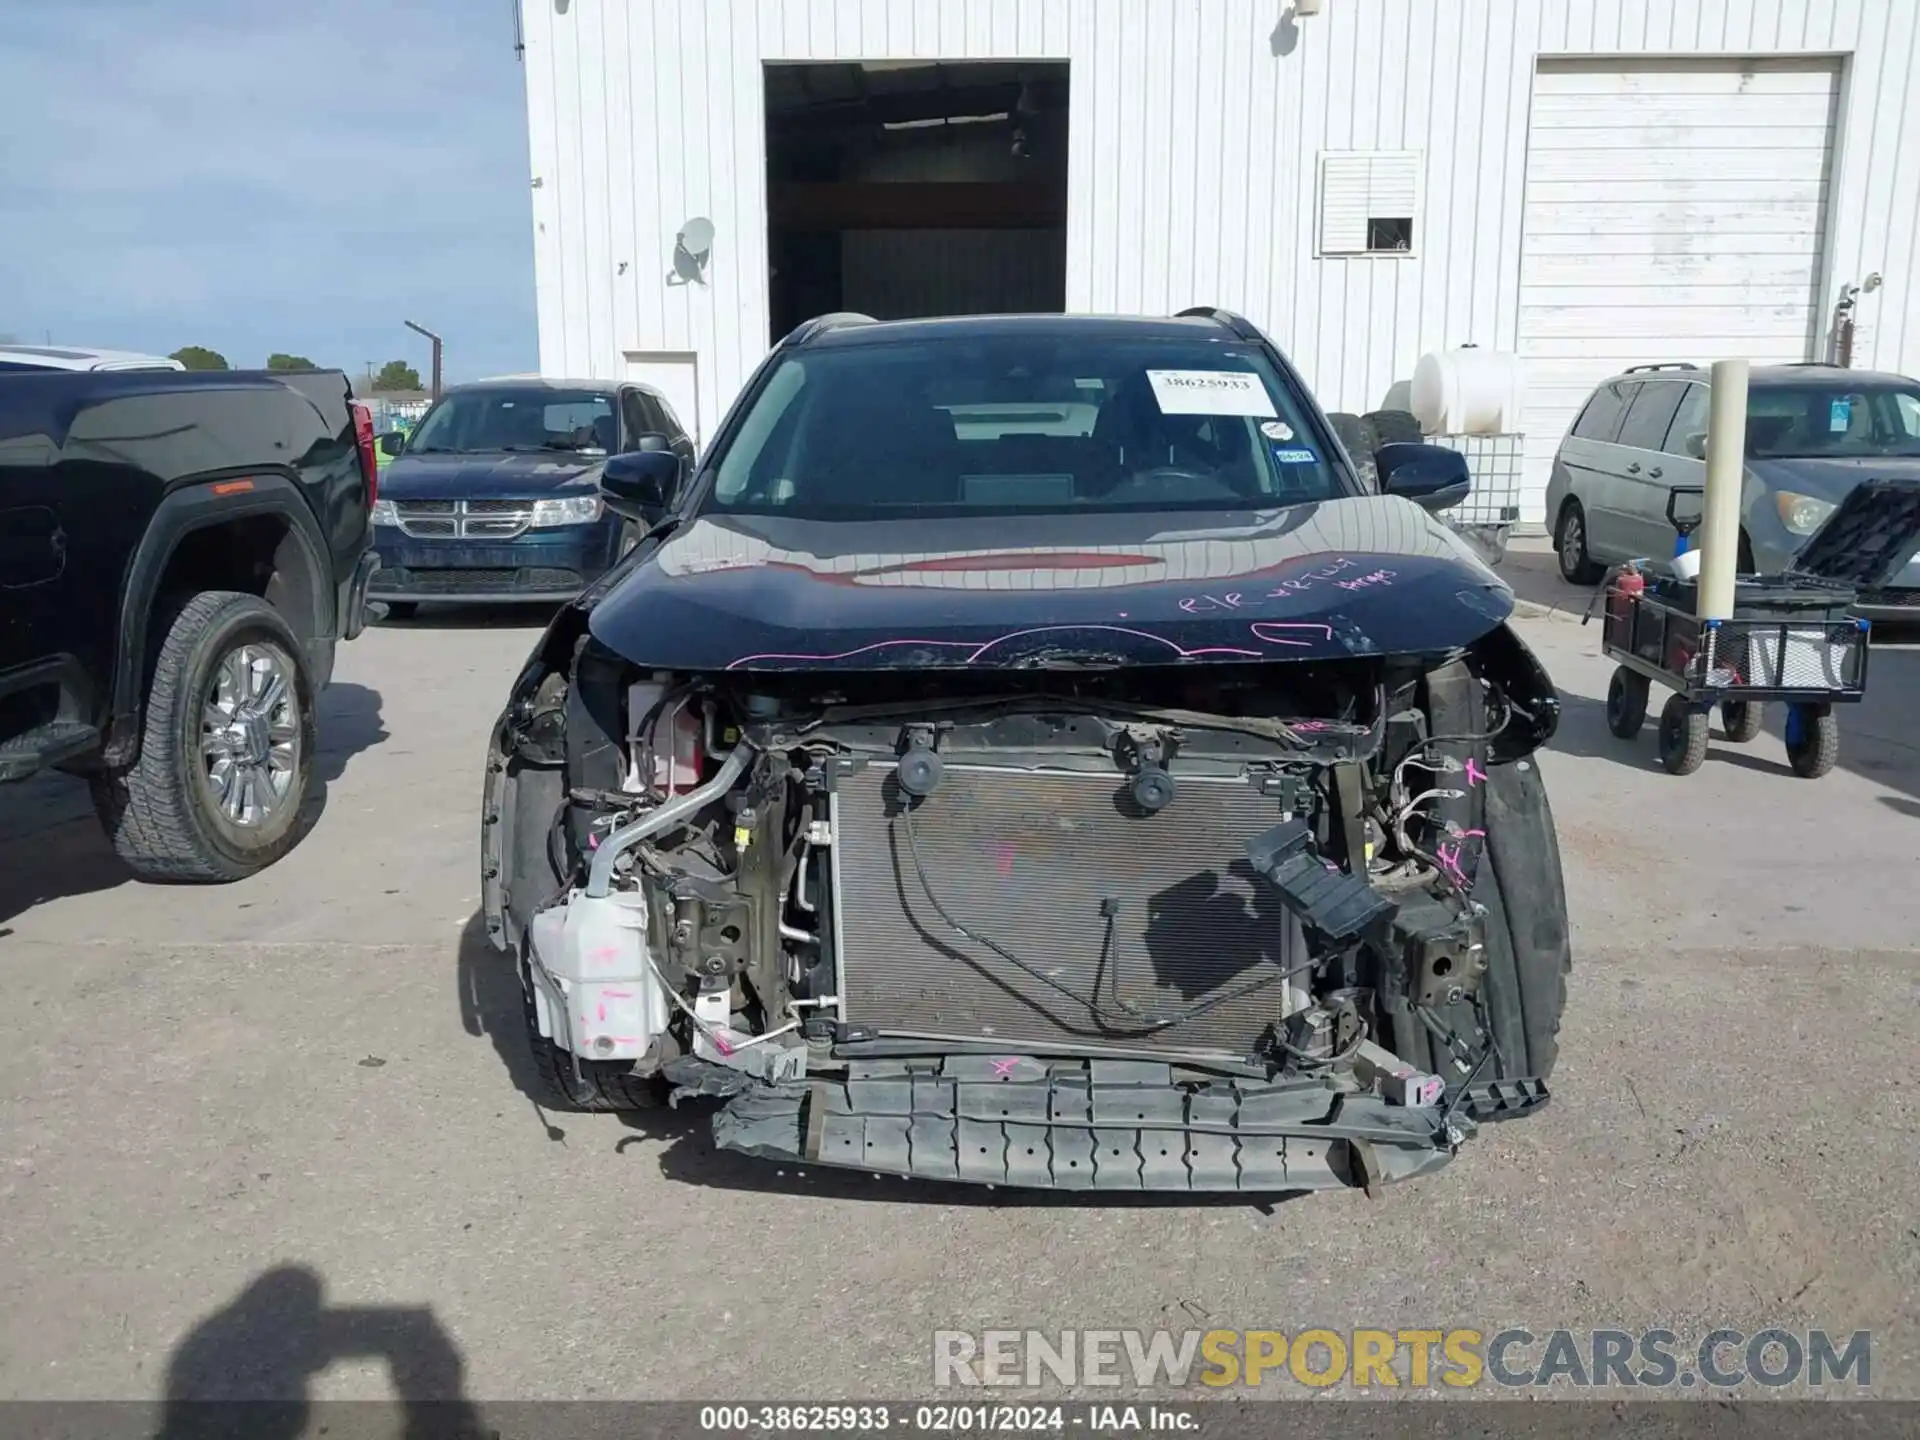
[{"left": 678, "top": 217, "right": 715, "bottom": 259}]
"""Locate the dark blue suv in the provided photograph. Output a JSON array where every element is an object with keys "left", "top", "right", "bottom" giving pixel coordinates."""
[{"left": 369, "top": 377, "right": 695, "bottom": 615}]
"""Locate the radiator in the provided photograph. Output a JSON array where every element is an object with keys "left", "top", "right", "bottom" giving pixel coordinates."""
[{"left": 830, "top": 763, "right": 1307, "bottom": 1058}]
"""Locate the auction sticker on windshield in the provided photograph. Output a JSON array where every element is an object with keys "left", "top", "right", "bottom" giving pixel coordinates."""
[{"left": 1147, "top": 369, "right": 1278, "bottom": 418}]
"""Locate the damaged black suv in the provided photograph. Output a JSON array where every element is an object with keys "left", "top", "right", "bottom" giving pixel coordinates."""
[{"left": 481, "top": 309, "right": 1570, "bottom": 1195}]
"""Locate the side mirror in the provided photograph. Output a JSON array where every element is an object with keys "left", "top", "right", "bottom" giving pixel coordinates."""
[
  {"left": 1682, "top": 431, "right": 1707, "bottom": 460},
  {"left": 632, "top": 431, "right": 674, "bottom": 454},
  {"left": 600, "top": 449, "right": 681, "bottom": 523},
  {"left": 1376, "top": 442, "right": 1471, "bottom": 512},
  {"left": 378, "top": 431, "right": 405, "bottom": 457}
]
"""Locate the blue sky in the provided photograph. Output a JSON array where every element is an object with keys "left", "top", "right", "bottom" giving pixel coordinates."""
[{"left": 0, "top": 0, "right": 536, "bottom": 382}]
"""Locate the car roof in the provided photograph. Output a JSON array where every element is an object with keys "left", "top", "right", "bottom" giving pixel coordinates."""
[
  {"left": 1603, "top": 362, "right": 1914, "bottom": 389},
  {"left": 0, "top": 343, "right": 185, "bottom": 371},
  {"left": 451, "top": 376, "right": 619, "bottom": 393},
  {"left": 796, "top": 312, "right": 1235, "bottom": 349}
]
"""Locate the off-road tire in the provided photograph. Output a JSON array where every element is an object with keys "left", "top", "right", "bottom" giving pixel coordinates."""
[
  {"left": 521, "top": 973, "right": 665, "bottom": 1112},
  {"left": 1360, "top": 409, "right": 1424, "bottom": 449},
  {"left": 1657, "top": 694, "right": 1710, "bottom": 776},
  {"left": 1391, "top": 663, "right": 1572, "bottom": 1086},
  {"left": 381, "top": 601, "right": 419, "bottom": 622},
  {"left": 1555, "top": 501, "right": 1605, "bottom": 585},
  {"left": 1785, "top": 706, "right": 1840, "bottom": 779},
  {"left": 1720, "top": 699, "right": 1764, "bottom": 743},
  {"left": 90, "top": 591, "right": 317, "bottom": 883},
  {"left": 1606, "top": 667, "right": 1649, "bottom": 739}
]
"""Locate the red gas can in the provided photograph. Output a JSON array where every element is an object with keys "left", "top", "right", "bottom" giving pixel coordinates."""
[{"left": 1605, "top": 566, "right": 1645, "bottom": 646}]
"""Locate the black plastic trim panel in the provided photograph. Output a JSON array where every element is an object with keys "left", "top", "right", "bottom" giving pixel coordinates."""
[{"left": 711, "top": 1057, "right": 1460, "bottom": 1192}]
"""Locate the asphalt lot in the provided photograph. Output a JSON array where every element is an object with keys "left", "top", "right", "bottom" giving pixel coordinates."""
[{"left": 2, "top": 541, "right": 1917, "bottom": 1403}]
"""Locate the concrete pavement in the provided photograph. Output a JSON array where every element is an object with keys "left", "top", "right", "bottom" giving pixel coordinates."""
[{"left": 1, "top": 584, "right": 1916, "bottom": 1402}]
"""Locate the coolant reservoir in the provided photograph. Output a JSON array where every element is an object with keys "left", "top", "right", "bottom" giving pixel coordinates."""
[
  {"left": 528, "top": 890, "right": 668, "bottom": 1063},
  {"left": 1411, "top": 346, "right": 1525, "bottom": 436},
  {"left": 626, "top": 681, "right": 702, "bottom": 794}
]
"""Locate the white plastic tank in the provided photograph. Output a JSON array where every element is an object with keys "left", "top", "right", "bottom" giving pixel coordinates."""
[
  {"left": 1410, "top": 346, "right": 1526, "bottom": 436},
  {"left": 528, "top": 890, "right": 668, "bottom": 1063}
]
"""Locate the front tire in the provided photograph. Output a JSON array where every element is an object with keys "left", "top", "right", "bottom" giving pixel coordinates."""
[
  {"left": 90, "top": 591, "right": 317, "bottom": 882},
  {"left": 1555, "top": 502, "right": 1605, "bottom": 585},
  {"left": 521, "top": 967, "right": 665, "bottom": 1112},
  {"left": 1392, "top": 665, "right": 1571, "bottom": 1086},
  {"left": 1606, "top": 667, "right": 1649, "bottom": 739}
]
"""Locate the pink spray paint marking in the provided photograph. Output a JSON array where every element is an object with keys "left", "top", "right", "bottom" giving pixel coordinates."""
[
  {"left": 991, "top": 1057, "right": 1022, "bottom": 1078},
  {"left": 725, "top": 619, "right": 1343, "bottom": 670},
  {"left": 602, "top": 990, "right": 634, "bottom": 1000},
  {"left": 1179, "top": 592, "right": 1245, "bottom": 615},
  {"left": 711, "top": 1032, "right": 735, "bottom": 1057},
  {"left": 596, "top": 1001, "right": 607, "bottom": 1022},
  {"left": 1250, "top": 621, "right": 1338, "bottom": 648},
  {"left": 993, "top": 841, "right": 1017, "bottom": 877},
  {"left": 1464, "top": 758, "right": 1489, "bottom": 787},
  {"left": 1335, "top": 568, "right": 1398, "bottom": 593}
]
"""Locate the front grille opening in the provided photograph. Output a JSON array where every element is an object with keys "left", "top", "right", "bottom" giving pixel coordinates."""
[{"left": 834, "top": 763, "right": 1305, "bottom": 1057}]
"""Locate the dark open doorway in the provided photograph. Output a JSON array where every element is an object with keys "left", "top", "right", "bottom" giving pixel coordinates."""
[{"left": 764, "top": 61, "right": 1070, "bottom": 342}]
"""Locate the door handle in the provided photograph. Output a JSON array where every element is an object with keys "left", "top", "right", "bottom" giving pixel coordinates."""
[
  {"left": 1626, "top": 462, "right": 1642, "bottom": 474},
  {"left": 1647, "top": 466, "right": 1663, "bottom": 479}
]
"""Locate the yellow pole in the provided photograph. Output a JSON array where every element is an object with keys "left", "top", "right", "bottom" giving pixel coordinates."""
[{"left": 1698, "top": 359, "right": 1748, "bottom": 620}]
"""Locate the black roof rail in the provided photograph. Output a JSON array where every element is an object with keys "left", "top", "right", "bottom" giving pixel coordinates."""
[
  {"left": 1622, "top": 362, "right": 1701, "bottom": 374},
  {"left": 1175, "top": 306, "right": 1263, "bottom": 342},
  {"left": 780, "top": 312, "right": 878, "bottom": 349}
]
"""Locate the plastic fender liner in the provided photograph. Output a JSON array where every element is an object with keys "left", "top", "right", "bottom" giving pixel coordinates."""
[{"left": 1465, "top": 620, "right": 1560, "bottom": 760}]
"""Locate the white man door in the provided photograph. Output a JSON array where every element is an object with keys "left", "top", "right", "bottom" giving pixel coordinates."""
[{"left": 623, "top": 352, "right": 701, "bottom": 448}]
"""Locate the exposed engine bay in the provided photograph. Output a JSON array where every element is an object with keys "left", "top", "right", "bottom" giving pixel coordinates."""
[{"left": 482, "top": 624, "right": 1563, "bottom": 1194}]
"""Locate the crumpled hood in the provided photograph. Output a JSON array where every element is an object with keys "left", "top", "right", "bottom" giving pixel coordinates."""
[
  {"left": 587, "top": 495, "right": 1516, "bottom": 672},
  {"left": 381, "top": 450, "right": 600, "bottom": 499}
]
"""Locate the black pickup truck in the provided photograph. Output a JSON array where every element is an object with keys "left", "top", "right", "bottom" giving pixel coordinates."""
[{"left": 1, "top": 367, "right": 380, "bottom": 880}]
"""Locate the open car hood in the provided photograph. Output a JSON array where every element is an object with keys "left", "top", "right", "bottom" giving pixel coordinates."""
[
  {"left": 587, "top": 495, "right": 1516, "bottom": 672},
  {"left": 1786, "top": 476, "right": 1920, "bottom": 589}
]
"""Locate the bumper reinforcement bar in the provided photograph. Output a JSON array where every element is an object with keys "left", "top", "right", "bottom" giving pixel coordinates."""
[{"left": 709, "top": 1058, "right": 1550, "bottom": 1192}]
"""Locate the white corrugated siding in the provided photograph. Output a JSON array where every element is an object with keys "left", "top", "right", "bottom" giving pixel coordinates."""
[
  {"left": 521, "top": 0, "right": 1920, "bottom": 517},
  {"left": 1517, "top": 56, "right": 1842, "bottom": 521}
]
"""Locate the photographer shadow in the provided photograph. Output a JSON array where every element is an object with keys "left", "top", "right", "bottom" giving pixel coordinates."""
[{"left": 157, "top": 1265, "right": 485, "bottom": 1440}]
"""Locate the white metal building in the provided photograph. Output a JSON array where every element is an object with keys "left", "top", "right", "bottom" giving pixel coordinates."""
[{"left": 519, "top": 0, "right": 1920, "bottom": 525}]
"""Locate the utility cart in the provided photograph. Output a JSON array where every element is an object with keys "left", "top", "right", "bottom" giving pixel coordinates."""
[{"left": 1592, "top": 480, "right": 1920, "bottom": 778}]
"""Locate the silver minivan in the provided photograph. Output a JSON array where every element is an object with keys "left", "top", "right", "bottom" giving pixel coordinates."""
[{"left": 1544, "top": 363, "right": 1920, "bottom": 618}]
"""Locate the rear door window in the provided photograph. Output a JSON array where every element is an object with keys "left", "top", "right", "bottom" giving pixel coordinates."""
[
  {"left": 1571, "top": 381, "right": 1638, "bottom": 442},
  {"left": 1617, "top": 381, "right": 1686, "bottom": 451},
  {"left": 1664, "top": 384, "right": 1711, "bottom": 455}
]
